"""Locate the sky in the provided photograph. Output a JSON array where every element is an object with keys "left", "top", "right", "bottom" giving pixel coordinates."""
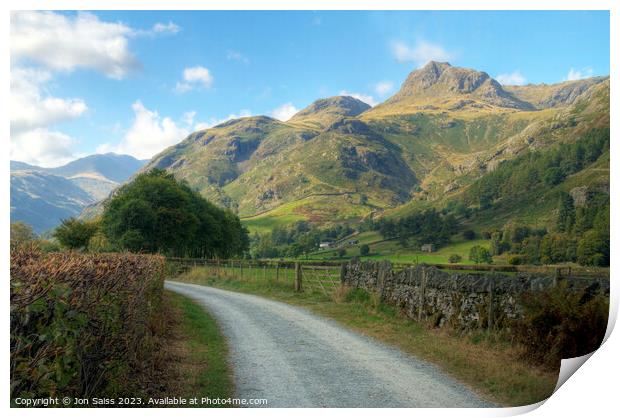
[{"left": 10, "top": 10, "right": 610, "bottom": 167}]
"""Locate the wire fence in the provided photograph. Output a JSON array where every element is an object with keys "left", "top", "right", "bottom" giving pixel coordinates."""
[
  {"left": 167, "top": 258, "right": 344, "bottom": 297},
  {"left": 167, "top": 256, "right": 608, "bottom": 280}
]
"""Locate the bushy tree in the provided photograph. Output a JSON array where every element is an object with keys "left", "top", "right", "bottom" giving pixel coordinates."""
[
  {"left": 377, "top": 209, "right": 457, "bottom": 248},
  {"left": 557, "top": 192, "right": 576, "bottom": 233},
  {"left": 462, "top": 230, "right": 476, "bottom": 240},
  {"left": 448, "top": 254, "right": 462, "bottom": 263},
  {"left": 53, "top": 218, "right": 99, "bottom": 250},
  {"left": 10, "top": 221, "right": 36, "bottom": 249},
  {"left": 101, "top": 169, "right": 248, "bottom": 258},
  {"left": 577, "top": 230, "right": 609, "bottom": 267},
  {"left": 539, "top": 233, "right": 577, "bottom": 264},
  {"left": 468, "top": 245, "right": 492, "bottom": 264},
  {"left": 360, "top": 244, "right": 370, "bottom": 256}
]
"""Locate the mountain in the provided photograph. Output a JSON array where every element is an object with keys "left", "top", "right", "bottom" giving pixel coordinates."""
[
  {"left": 101, "top": 62, "right": 609, "bottom": 233},
  {"left": 503, "top": 76, "right": 607, "bottom": 109},
  {"left": 11, "top": 153, "right": 146, "bottom": 233},
  {"left": 371, "top": 61, "right": 534, "bottom": 114},
  {"left": 11, "top": 171, "right": 95, "bottom": 234},
  {"left": 47, "top": 153, "right": 147, "bottom": 183},
  {"left": 289, "top": 95, "right": 371, "bottom": 128},
  {"left": 143, "top": 96, "right": 416, "bottom": 222}
]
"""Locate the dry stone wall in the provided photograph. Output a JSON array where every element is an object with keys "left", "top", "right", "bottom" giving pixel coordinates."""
[{"left": 341, "top": 259, "right": 609, "bottom": 329}]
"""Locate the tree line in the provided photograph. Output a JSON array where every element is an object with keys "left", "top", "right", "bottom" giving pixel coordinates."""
[
  {"left": 250, "top": 222, "right": 354, "bottom": 259},
  {"left": 464, "top": 128, "right": 609, "bottom": 209},
  {"left": 487, "top": 190, "right": 609, "bottom": 266}
]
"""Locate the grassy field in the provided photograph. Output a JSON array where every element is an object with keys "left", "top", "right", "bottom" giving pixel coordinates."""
[
  {"left": 241, "top": 194, "right": 374, "bottom": 234},
  {"left": 164, "top": 291, "right": 234, "bottom": 405},
  {"left": 304, "top": 231, "right": 491, "bottom": 265},
  {"left": 175, "top": 268, "right": 558, "bottom": 407}
]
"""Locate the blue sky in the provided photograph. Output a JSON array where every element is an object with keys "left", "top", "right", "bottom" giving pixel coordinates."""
[{"left": 10, "top": 10, "right": 609, "bottom": 166}]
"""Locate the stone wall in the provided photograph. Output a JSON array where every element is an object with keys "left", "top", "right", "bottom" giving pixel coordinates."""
[{"left": 341, "top": 259, "right": 609, "bottom": 329}]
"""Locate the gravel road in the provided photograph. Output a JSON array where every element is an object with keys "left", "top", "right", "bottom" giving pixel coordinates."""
[{"left": 165, "top": 281, "right": 492, "bottom": 408}]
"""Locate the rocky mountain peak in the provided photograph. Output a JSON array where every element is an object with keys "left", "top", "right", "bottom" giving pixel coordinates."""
[
  {"left": 387, "top": 61, "right": 533, "bottom": 110},
  {"left": 290, "top": 96, "right": 371, "bottom": 121}
]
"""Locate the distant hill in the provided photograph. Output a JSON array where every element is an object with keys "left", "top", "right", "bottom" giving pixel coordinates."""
[
  {"left": 10, "top": 153, "right": 146, "bottom": 233},
  {"left": 47, "top": 153, "right": 147, "bottom": 183}
]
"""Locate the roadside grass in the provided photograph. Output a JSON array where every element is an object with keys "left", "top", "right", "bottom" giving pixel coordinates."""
[
  {"left": 174, "top": 268, "right": 558, "bottom": 407},
  {"left": 164, "top": 291, "right": 234, "bottom": 406}
]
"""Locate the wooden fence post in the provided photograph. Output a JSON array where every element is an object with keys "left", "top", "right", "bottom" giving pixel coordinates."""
[
  {"left": 340, "top": 263, "right": 347, "bottom": 284},
  {"left": 295, "top": 262, "right": 302, "bottom": 292},
  {"left": 488, "top": 276, "right": 495, "bottom": 331},
  {"left": 418, "top": 267, "right": 426, "bottom": 321},
  {"left": 276, "top": 263, "right": 280, "bottom": 282}
]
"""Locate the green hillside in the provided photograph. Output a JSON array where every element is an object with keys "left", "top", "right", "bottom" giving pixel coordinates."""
[{"left": 119, "top": 62, "right": 609, "bottom": 262}]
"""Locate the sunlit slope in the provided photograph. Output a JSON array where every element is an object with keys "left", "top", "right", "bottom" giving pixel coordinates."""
[{"left": 131, "top": 62, "right": 608, "bottom": 231}]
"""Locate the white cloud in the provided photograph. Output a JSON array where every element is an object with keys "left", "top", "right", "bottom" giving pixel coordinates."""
[
  {"left": 112, "top": 101, "right": 189, "bottom": 159},
  {"left": 152, "top": 21, "right": 180, "bottom": 35},
  {"left": 11, "top": 129, "right": 76, "bottom": 167},
  {"left": 226, "top": 50, "right": 249, "bottom": 64},
  {"left": 11, "top": 11, "right": 140, "bottom": 79},
  {"left": 270, "top": 103, "right": 299, "bottom": 121},
  {"left": 374, "top": 81, "right": 394, "bottom": 96},
  {"left": 182, "top": 111, "right": 197, "bottom": 126},
  {"left": 175, "top": 66, "right": 214, "bottom": 93},
  {"left": 495, "top": 70, "right": 527, "bottom": 86},
  {"left": 194, "top": 109, "right": 253, "bottom": 130},
  {"left": 391, "top": 40, "right": 452, "bottom": 67},
  {"left": 10, "top": 11, "right": 182, "bottom": 166},
  {"left": 99, "top": 106, "right": 258, "bottom": 159},
  {"left": 134, "top": 21, "right": 181, "bottom": 37},
  {"left": 10, "top": 67, "right": 89, "bottom": 166},
  {"left": 565, "top": 67, "right": 594, "bottom": 81},
  {"left": 11, "top": 68, "right": 88, "bottom": 135},
  {"left": 339, "top": 90, "right": 377, "bottom": 107}
]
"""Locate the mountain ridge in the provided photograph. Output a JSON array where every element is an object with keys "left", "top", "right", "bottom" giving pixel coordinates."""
[
  {"left": 88, "top": 62, "right": 609, "bottom": 233},
  {"left": 11, "top": 153, "right": 147, "bottom": 233}
]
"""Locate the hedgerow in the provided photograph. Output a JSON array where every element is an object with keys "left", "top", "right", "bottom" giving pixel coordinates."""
[{"left": 10, "top": 247, "right": 165, "bottom": 401}]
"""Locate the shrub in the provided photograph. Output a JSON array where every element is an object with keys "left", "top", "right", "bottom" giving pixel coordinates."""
[
  {"left": 462, "top": 230, "right": 476, "bottom": 240},
  {"left": 10, "top": 247, "right": 165, "bottom": 399},
  {"left": 337, "top": 248, "right": 347, "bottom": 258},
  {"left": 448, "top": 254, "right": 462, "bottom": 263},
  {"left": 577, "top": 230, "right": 609, "bottom": 266},
  {"left": 514, "top": 282, "right": 608, "bottom": 368},
  {"left": 507, "top": 255, "right": 523, "bottom": 265},
  {"left": 10, "top": 221, "right": 36, "bottom": 249},
  {"left": 88, "top": 231, "right": 115, "bottom": 252},
  {"left": 53, "top": 218, "right": 99, "bottom": 250},
  {"left": 469, "top": 245, "right": 493, "bottom": 264},
  {"left": 360, "top": 244, "right": 370, "bottom": 256},
  {"left": 37, "top": 239, "right": 62, "bottom": 253}
]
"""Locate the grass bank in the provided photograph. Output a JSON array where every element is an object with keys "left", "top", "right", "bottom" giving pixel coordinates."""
[
  {"left": 161, "top": 291, "right": 234, "bottom": 405},
  {"left": 175, "top": 268, "right": 558, "bottom": 407}
]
